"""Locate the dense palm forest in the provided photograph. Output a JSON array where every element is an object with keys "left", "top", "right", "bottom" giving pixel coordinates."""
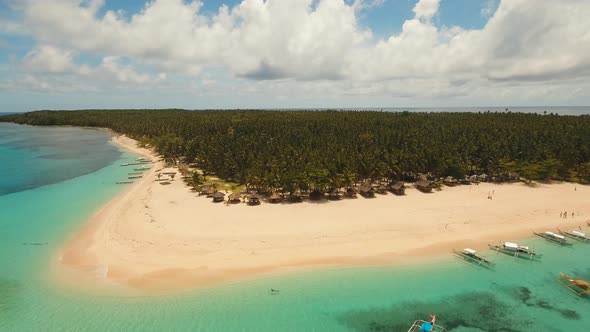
[{"left": 2, "top": 110, "right": 590, "bottom": 192}]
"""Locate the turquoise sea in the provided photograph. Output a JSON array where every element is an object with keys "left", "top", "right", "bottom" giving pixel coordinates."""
[{"left": 0, "top": 122, "right": 589, "bottom": 331}]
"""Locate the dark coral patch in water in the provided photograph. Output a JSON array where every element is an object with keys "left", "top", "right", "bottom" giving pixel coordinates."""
[
  {"left": 514, "top": 286, "right": 580, "bottom": 320},
  {"left": 337, "top": 291, "right": 531, "bottom": 331}
]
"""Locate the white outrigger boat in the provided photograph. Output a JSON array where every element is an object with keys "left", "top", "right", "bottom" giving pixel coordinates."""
[
  {"left": 557, "top": 229, "right": 590, "bottom": 243},
  {"left": 453, "top": 248, "right": 494, "bottom": 267},
  {"left": 408, "top": 315, "right": 447, "bottom": 332},
  {"left": 488, "top": 242, "right": 541, "bottom": 260},
  {"left": 533, "top": 231, "right": 573, "bottom": 246}
]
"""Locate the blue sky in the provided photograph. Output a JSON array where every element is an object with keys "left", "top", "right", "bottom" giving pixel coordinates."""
[{"left": 0, "top": 0, "right": 588, "bottom": 111}]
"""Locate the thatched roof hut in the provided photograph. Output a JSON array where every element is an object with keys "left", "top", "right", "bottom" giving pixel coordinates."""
[
  {"left": 269, "top": 192, "right": 283, "bottom": 203},
  {"left": 345, "top": 187, "right": 358, "bottom": 198},
  {"left": 228, "top": 192, "right": 242, "bottom": 204},
  {"left": 477, "top": 173, "right": 488, "bottom": 182},
  {"left": 201, "top": 185, "right": 215, "bottom": 197},
  {"left": 443, "top": 176, "right": 458, "bottom": 186},
  {"left": 309, "top": 189, "right": 323, "bottom": 201},
  {"left": 359, "top": 184, "right": 375, "bottom": 198},
  {"left": 248, "top": 194, "right": 261, "bottom": 206},
  {"left": 415, "top": 179, "right": 433, "bottom": 193},
  {"left": 389, "top": 181, "right": 405, "bottom": 195},
  {"left": 212, "top": 191, "right": 225, "bottom": 202}
]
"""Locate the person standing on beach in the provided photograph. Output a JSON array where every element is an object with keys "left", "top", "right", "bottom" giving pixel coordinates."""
[
  {"left": 560, "top": 212, "right": 563, "bottom": 218},
  {"left": 564, "top": 211, "right": 568, "bottom": 218}
]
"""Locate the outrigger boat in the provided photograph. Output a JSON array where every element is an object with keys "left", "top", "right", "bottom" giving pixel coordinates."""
[
  {"left": 128, "top": 172, "right": 143, "bottom": 175},
  {"left": 533, "top": 231, "right": 573, "bottom": 246},
  {"left": 557, "top": 228, "right": 590, "bottom": 243},
  {"left": 488, "top": 242, "right": 541, "bottom": 260},
  {"left": 116, "top": 181, "right": 133, "bottom": 184},
  {"left": 556, "top": 272, "right": 590, "bottom": 296},
  {"left": 134, "top": 166, "right": 150, "bottom": 171},
  {"left": 128, "top": 176, "right": 142, "bottom": 179},
  {"left": 408, "top": 315, "right": 447, "bottom": 332},
  {"left": 453, "top": 248, "right": 494, "bottom": 267}
]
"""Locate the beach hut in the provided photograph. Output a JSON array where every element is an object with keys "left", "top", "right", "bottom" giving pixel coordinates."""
[
  {"left": 390, "top": 181, "right": 405, "bottom": 195},
  {"left": 212, "top": 191, "right": 225, "bottom": 203},
  {"left": 415, "top": 179, "right": 433, "bottom": 193},
  {"left": 199, "top": 185, "right": 214, "bottom": 196},
  {"left": 443, "top": 176, "right": 458, "bottom": 186},
  {"left": 477, "top": 173, "right": 488, "bottom": 182},
  {"left": 345, "top": 187, "right": 358, "bottom": 198},
  {"left": 359, "top": 184, "right": 375, "bottom": 198},
  {"left": 309, "top": 190, "right": 324, "bottom": 201},
  {"left": 468, "top": 174, "right": 478, "bottom": 183},
  {"left": 248, "top": 194, "right": 261, "bottom": 206},
  {"left": 228, "top": 192, "right": 242, "bottom": 204},
  {"left": 287, "top": 192, "right": 303, "bottom": 203},
  {"left": 269, "top": 192, "right": 283, "bottom": 203}
]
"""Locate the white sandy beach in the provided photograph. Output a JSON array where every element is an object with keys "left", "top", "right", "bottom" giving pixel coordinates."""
[{"left": 53, "top": 135, "right": 590, "bottom": 293}]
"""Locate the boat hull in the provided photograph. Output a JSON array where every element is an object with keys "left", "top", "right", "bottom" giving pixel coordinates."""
[
  {"left": 488, "top": 244, "right": 541, "bottom": 260},
  {"left": 452, "top": 249, "right": 494, "bottom": 268},
  {"left": 533, "top": 232, "right": 573, "bottom": 246}
]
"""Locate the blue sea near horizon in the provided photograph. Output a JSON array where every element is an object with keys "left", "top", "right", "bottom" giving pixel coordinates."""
[{"left": 0, "top": 122, "right": 589, "bottom": 331}]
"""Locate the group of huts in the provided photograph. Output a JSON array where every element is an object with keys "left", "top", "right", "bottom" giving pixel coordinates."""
[{"left": 194, "top": 172, "right": 522, "bottom": 205}]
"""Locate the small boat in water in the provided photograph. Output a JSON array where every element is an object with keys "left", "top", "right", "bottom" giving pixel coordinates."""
[
  {"left": 533, "top": 231, "right": 573, "bottom": 246},
  {"left": 557, "top": 229, "right": 589, "bottom": 243},
  {"left": 116, "top": 181, "right": 133, "bottom": 184},
  {"left": 134, "top": 167, "right": 150, "bottom": 171},
  {"left": 453, "top": 248, "right": 494, "bottom": 267},
  {"left": 408, "top": 315, "right": 447, "bottom": 332},
  {"left": 488, "top": 242, "right": 541, "bottom": 260},
  {"left": 556, "top": 272, "right": 590, "bottom": 297},
  {"left": 128, "top": 176, "right": 142, "bottom": 179}
]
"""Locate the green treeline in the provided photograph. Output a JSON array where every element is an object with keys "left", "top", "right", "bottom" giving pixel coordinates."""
[{"left": 2, "top": 110, "right": 590, "bottom": 190}]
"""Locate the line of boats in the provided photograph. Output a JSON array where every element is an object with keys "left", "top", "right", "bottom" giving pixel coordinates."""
[
  {"left": 453, "top": 228, "right": 589, "bottom": 267},
  {"left": 430, "top": 225, "right": 590, "bottom": 331},
  {"left": 116, "top": 158, "right": 152, "bottom": 184}
]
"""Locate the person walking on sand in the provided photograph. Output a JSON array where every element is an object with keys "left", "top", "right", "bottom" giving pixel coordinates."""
[{"left": 564, "top": 211, "right": 568, "bottom": 218}]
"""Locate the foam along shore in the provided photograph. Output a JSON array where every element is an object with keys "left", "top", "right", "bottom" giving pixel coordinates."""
[{"left": 54, "top": 135, "right": 590, "bottom": 293}]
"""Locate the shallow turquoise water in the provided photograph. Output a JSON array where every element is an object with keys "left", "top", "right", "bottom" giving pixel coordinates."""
[{"left": 0, "top": 123, "right": 589, "bottom": 331}]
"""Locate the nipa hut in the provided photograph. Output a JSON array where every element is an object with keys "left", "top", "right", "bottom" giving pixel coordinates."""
[
  {"left": 415, "top": 179, "right": 433, "bottom": 193},
  {"left": 443, "top": 176, "right": 458, "bottom": 186},
  {"left": 248, "top": 194, "right": 261, "bottom": 206},
  {"left": 345, "top": 187, "right": 358, "bottom": 198},
  {"left": 269, "top": 192, "right": 283, "bottom": 203},
  {"left": 212, "top": 191, "right": 225, "bottom": 203},
  {"left": 200, "top": 185, "right": 215, "bottom": 197},
  {"left": 309, "top": 190, "right": 323, "bottom": 201},
  {"left": 359, "top": 184, "right": 375, "bottom": 198},
  {"left": 228, "top": 192, "right": 242, "bottom": 204},
  {"left": 389, "top": 181, "right": 405, "bottom": 195}
]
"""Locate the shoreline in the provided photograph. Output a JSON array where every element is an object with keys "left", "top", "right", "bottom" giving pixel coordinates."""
[{"left": 51, "top": 135, "right": 590, "bottom": 295}]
